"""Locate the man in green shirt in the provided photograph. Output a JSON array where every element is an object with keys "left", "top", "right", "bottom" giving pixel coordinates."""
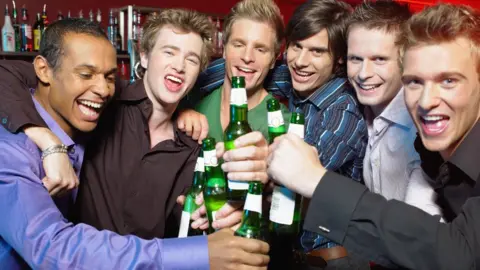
[{"left": 191, "top": 0, "right": 290, "bottom": 142}]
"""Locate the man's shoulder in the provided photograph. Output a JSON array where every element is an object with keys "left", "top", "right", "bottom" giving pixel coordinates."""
[{"left": 0, "top": 126, "right": 41, "bottom": 170}]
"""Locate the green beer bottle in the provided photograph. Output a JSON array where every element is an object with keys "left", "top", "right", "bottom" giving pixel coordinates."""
[
  {"left": 267, "top": 98, "right": 287, "bottom": 144},
  {"left": 178, "top": 150, "right": 205, "bottom": 238},
  {"left": 202, "top": 137, "right": 227, "bottom": 234},
  {"left": 234, "top": 181, "right": 265, "bottom": 240},
  {"left": 224, "top": 76, "right": 252, "bottom": 201},
  {"left": 268, "top": 112, "right": 305, "bottom": 269}
]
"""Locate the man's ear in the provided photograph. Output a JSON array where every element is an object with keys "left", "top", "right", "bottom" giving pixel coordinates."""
[
  {"left": 33, "top": 56, "right": 53, "bottom": 85},
  {"left": 140, "top": 51, "right": 148, "bottom": 70}
]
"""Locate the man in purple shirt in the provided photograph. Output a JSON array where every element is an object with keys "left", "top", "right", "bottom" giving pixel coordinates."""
[{"left": 0, "top": 17, "right": 269, "bottom": 269}]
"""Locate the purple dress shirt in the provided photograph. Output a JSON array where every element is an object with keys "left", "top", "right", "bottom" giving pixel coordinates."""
[{"left": 0, "top": 96, "right": 209, "bottom": 269}]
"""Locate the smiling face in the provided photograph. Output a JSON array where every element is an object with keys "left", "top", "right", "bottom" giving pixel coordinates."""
[
  {"left": 347, "top": 26, "right": 403, "bottom": 115},
  {"left": 286, "top": 29, "right": 335, "bottom": 97},
  {"left": 403, "top": 38, "right": 480, "bottom": 159},
  {"left": 224, "top": 18, "right": 276, "bottom": 93},
  {"left": 141, "top": 25, "right": 204, "bottom": 107},
  {"left": 36, "top": 33, "right": 117, "bottom": 136}
]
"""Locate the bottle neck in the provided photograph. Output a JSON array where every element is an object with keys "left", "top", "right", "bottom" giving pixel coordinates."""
[{"left": 230, "top": 104, "right": 248, "bottom": 122}]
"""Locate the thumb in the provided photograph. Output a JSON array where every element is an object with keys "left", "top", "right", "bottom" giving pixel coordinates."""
[
  {"left": 176, "top": 195, "right": 186, "bottom": 206},
  {"left": 41, "top": 176, "right": 54, "bottom": 192}
]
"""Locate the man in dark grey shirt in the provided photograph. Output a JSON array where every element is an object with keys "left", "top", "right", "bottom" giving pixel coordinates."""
[{"left": 267, "top": 3, "right": 480, "bottom": 269}]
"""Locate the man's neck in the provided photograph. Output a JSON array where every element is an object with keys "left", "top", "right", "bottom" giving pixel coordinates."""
[
  {"left": 33, "top": 86, "right": 75, "bottom": 139},
  {"left": 143, "top": 79, "right": 176, "bottom": 148}
]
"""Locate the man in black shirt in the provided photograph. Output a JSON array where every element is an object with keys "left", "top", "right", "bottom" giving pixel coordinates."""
[{"left": 267, "top": 3, "right": 480, "bottom": 269}]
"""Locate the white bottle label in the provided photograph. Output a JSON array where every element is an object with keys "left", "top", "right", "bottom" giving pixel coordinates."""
[
  {"left": 269, "top": 185, "right": 295, "bottom": 225},
  {"left": 268, "top": 110, "right": 285, "bottom": 128},
  {"left": 25, "top": 25, "right": 32, "bottom": 39},
  {"left": 204, "top": 150, "right": 218, "bottom": 167},
  {"left": 230, "top": 88, "right": 247, "bottom": 106},
  {"left": 194, "top": 157, "right": 205, "bottom": 172},
  {"left": 228, "top": 180, "right": 249, "bottom": 190},
  {"left": 244, "top": 194, "right": 262, "bottom": 214},
  {"left": 288, "top": 123, "right": 304, "bottom": 139},
  {"left": 178, "top": 211, "right": 191, "bottom": 238},
  {"left": 2, "top": 32, "right": 15, "bottom": 52}
]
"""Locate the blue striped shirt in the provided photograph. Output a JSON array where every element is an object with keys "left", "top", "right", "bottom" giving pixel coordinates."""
[{"left": 194, "top": 58, "right": 367, "bottom": 250}]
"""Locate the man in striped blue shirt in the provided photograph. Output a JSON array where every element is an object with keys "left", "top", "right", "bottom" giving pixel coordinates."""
[{"left": 186, "top": 1, "right": 368, "bottom": 268}]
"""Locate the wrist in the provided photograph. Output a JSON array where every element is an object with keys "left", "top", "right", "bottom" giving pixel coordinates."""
[
  {"left": 24, "top": 126, "right": 62, "bottom": 151},
  {"left": 302, "top": 164, "right": 326, "bottom": 198}
]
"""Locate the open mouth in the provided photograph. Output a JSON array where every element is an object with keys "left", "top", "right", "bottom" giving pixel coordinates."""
[
  {"left": 420, "top": 114, "right": 450, "bottom": 135},
  {"left": 236, "top": 66, "right": 256, "bottom": 76},
  {"left": 292, "top": 68, "right": 314, "bottom": 83},
  {"left": 355, "top": 81, "right": 382, "bottom": 92},
  {"left": 165, "top": 74, "right": 185, "bottom": 92},
  {"left": 77, "top": 99, "right": 103, "bottom": 119}
]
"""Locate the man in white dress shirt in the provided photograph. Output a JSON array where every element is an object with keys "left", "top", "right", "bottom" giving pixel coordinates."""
[{"left": 346, "top": 1, "right": 440, "bottom": 215}]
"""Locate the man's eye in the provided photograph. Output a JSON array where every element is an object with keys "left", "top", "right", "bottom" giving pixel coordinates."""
[{"left": 80, "top": 73, "right": 93, "bottom": 79}]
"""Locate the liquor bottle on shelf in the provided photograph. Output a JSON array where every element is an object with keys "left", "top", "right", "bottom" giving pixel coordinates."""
[
  {"left": 136, "top": 12, "right": 143, "bottom": 40},
  {"left": 96, "top": 9, "right": 102, "bottom": 24},
  {"left": 57, "top": 11, "right": 64, "bottom": 21},
  {"left": 78, "top": 9, "right": 83, "bottom": 19},
  {"left": 224, "top": 76, "right": 252, "bottom": 201},
  {"left": 32, "top": 12, "right": 43, "bottom": 51},
  {"left": 89, "top": 9, "right": 94, "bottom": 22},
  {"left": 2, "top": 4, "right": 15, "bottom": 52},
  {"left": 67, "top": 10, "right": 71, "bottom": 19},
  {"left": 11, "top": 1, "right": 21, "bottom": 52},
  {"left": 41, "top": 4, "right": 49, "bottom": 27},
  {"left": 107, "top": 9, "right": 115, "bottom": 46},
  {"left": 178, "top": 151, "right": 206, "bottom": 238},
  {"left": 132, "top": 10, "right": 138, "bottom": 41},
  {"left": 20, "top": 5, "right": 32, "bottom": 52},
  {"left": 114, "top": 17, "right": 122, "bottom": 52}
]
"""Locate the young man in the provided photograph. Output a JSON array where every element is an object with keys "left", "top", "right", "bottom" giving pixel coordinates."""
[
  {"left": 0, "top": 14, "right": 270, "bottom": 269},
  {"left": 346, "top": 1, "right": 441, "bottom": 215},
  {"left": 189, "top": 0, "right": 290, "bottom": 143},
  {"left": 268, "top": 3, "right": 480, "bottom": 269}
]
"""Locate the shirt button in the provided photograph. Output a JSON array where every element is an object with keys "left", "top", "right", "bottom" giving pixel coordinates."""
[
  {"left": 1, "top": 117, "right": 7, "bottom": 124},
  {"left": 70, "top": 148, "right": 75, "bottom": 154}
]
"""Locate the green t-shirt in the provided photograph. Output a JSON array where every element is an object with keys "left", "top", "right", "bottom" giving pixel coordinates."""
[{"left": 195, "top": 86, "right": 291, "bottom": 143}]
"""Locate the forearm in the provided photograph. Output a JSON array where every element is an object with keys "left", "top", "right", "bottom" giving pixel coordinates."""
[
  {"left": 304, "top": 172, "right": 477, "bottom": 270},
  {"left": 0, "top": 176, "right": 209, "bottom": 269},
  {"left": 24, "top": 126, "right": 62, "bottom": 151}
]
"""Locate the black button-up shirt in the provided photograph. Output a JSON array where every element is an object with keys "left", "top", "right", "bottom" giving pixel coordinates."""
[{"left": 304, "top": 122, "right": 480, "bottom": 269}]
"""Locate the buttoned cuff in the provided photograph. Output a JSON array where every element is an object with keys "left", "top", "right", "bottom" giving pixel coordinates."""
[
  {"left": 160, "top": 235, "right": 209, "bottom": 270},
  {"left": 303, "top": 171, "right": 367, "bottom": 244}
]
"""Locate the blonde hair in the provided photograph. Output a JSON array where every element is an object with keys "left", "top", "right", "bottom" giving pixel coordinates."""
[
  {"left": 399, "top": 4, "right": 480, "bottom": 75},
  {"left": 140, "top": 8, "right": 214, "bottom": 70},
  {"left": 223, "top": 0, "right": 285, "bottom": 55}
]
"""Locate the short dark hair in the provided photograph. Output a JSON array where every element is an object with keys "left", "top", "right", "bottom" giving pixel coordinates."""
[
  {"left": 347, "top": 0, "right": 412, "bottom": 41},
  {"left": 286, "top": 0, "right": 352, "bottom": 77},
  {"left": 40, "top": 18, "right": 109, "bottom": 70}
]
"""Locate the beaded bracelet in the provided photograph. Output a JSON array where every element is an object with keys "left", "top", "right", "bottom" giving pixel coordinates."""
[{"left": 41, "top": 144, "right": 69, "bottom": 161}]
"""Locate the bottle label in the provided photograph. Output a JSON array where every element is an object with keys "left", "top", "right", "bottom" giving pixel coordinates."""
[
  {"left": 244, "top": 193, "right": 262, "bottom": 214},
  {"left": 204, "top": 150, "right": 218, "bottom": 167},
  {"left": 2, "top": 32, "right": 15, "bottom": 52},
  {"left": 269, "top": 185, "right": 295, "bottom": 225},
  {"left": 194, "top": 157, "right": 205, "bottom": 172},
  {"left": 178, "top": 211, "right": 191, "bottom": 238},
  {"left": 228, "top": 180, "right": 249, "bottom": 190},
  {"left": 230, "top": 87, "right": 247, "bottom": 106},
  {"left": 33, "top": 29, "right": 41, "bottom": 50},
  {"left": 268, "top": 110, "right": 284, "bottom": 128},
  {"left": 288, "top": 123, "right": 304, "bottom": 139},
  {"left": 25, "top": 25, "right": 32, "bottom": 39}
]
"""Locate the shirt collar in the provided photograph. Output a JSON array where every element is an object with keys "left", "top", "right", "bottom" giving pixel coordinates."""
[
  {"left": 376, "top": 88, "right": 412, "bottom": 129},
  {"left": 32, "top": 94, "right": 75, "bottom": 148},
  {"left": 292, "top": 77, "right": 349, "bottom": 108},
  {"left": 118, "top": 79, "right": 148, "bottom": 102},
  {"left": 449, "top": 121, "right": 480, "bottom": 182}
]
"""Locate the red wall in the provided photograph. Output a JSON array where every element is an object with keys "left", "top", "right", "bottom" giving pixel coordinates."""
[{"left": 0, "top": 0, "right": 479, "bottom": 33}]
